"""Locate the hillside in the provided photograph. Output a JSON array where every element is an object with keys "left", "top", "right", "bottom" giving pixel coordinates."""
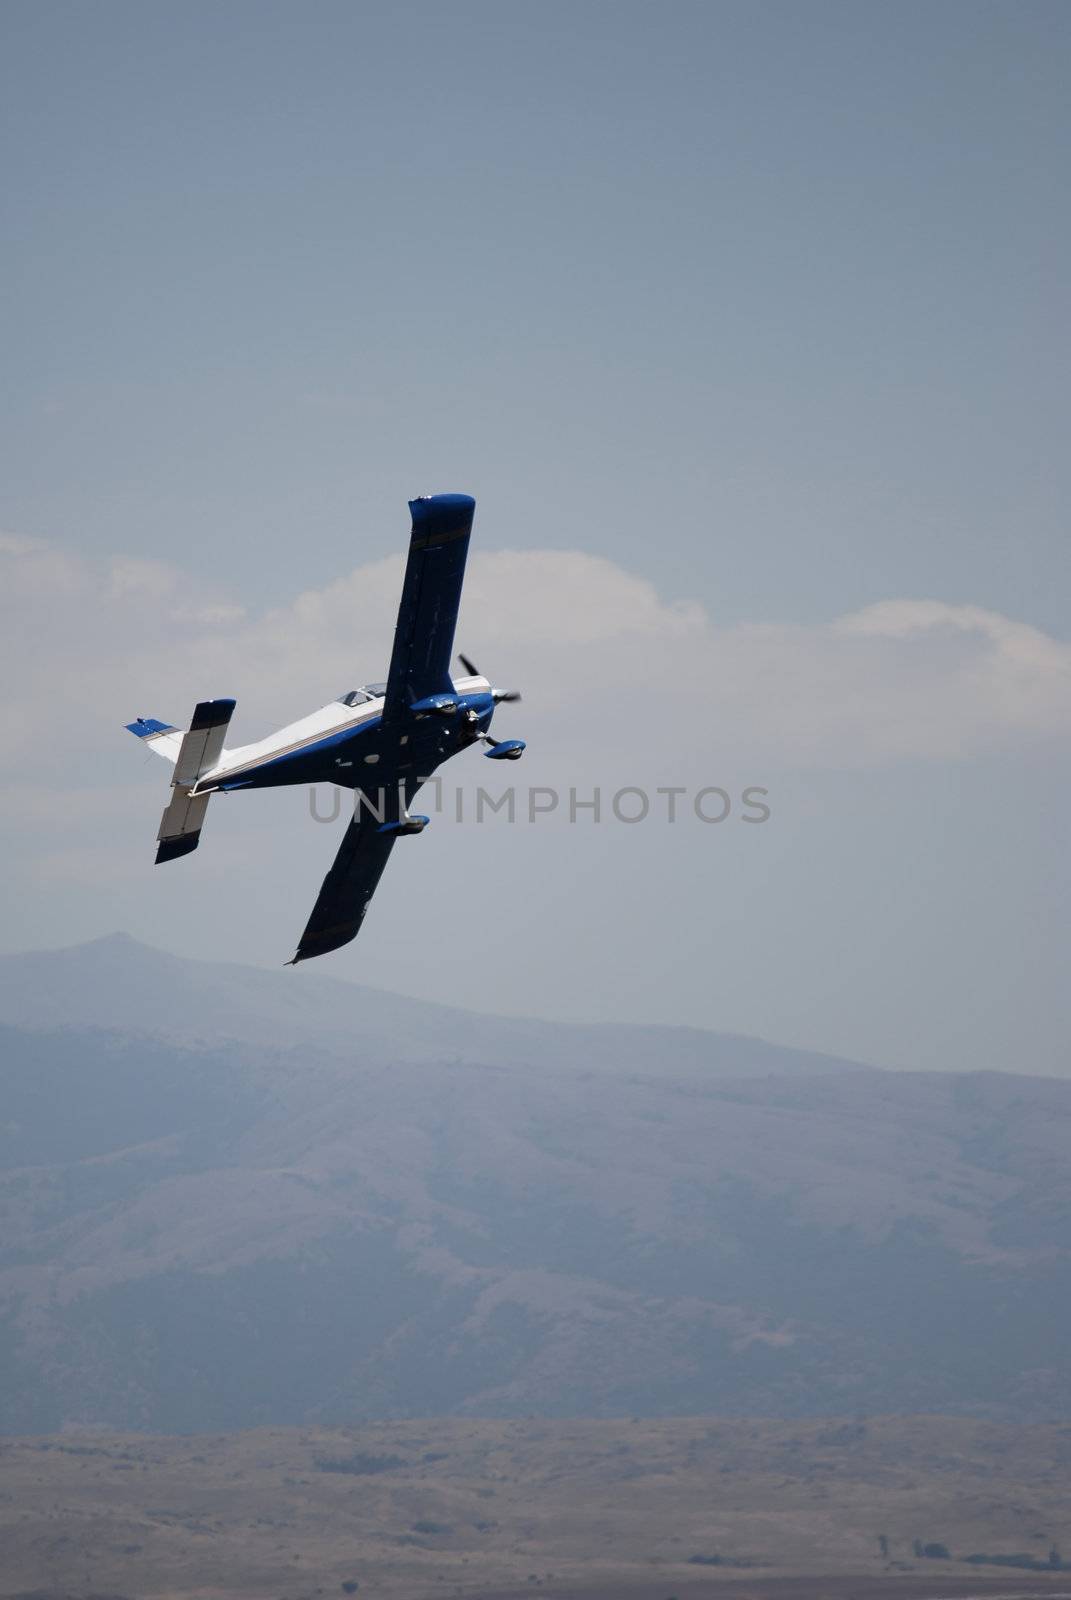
[{"left": 0, "top": 937, "right": 1068, "bottom": 1432}]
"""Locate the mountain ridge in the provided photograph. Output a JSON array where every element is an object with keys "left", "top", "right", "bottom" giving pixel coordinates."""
[
  {"left": 0, "top": 936, "right": 1067, "bottom": 1433},
  {"left": 0, "top": 932, "right": 872, "bottom": 1077}
]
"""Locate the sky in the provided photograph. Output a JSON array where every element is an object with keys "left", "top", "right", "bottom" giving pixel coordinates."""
[{"left": 2, "top": 0, "right": 1069, "bottom": 1075}]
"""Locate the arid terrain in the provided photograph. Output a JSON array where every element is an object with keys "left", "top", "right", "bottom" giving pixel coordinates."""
[{"left": 3, "top": 1416, "right": 1071, "bottom": 1600}]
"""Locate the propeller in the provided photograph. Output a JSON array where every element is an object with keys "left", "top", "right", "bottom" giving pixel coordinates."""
[{"left": 457, "top": 653, "right": 522, "bottom": 704}]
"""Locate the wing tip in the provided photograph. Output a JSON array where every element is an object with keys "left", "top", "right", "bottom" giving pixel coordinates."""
[
  {"left": 409, "top": 491, "right": 475, "bottom": 512},
  {"left": 288, "top": 921, "right": 362, "bottom": 965},
  {"left": 407, "top": 493, "right": 475, "bottom": 548}
]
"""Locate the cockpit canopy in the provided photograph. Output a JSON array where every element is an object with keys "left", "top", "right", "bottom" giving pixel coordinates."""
[{"left": 337, "top": 683, "right": 387, "bottom": 706}]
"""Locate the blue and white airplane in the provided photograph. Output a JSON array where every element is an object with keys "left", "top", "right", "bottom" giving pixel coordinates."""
[{"left": 126, "top": 494, "right": 524, "bottom": 963}]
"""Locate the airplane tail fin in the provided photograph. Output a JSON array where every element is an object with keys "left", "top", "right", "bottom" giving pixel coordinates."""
[{"left": 130, "top": 698, "right": 236, "bottom": 865}]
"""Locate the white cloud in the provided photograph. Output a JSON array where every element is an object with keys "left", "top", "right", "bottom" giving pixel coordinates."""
[
  {"left": 2, "top": 535, "right": 1068, "bottom": 788},
  {"left": 107, "top": 557, "right": 180, "bottom": 601},
  {"left": 462, "top": 551, "right": 706, "bottom": 645}
]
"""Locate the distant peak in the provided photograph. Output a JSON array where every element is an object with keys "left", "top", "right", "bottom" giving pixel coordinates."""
[{"left": 59, "top": 932, "right": 174, "bottom": 962}]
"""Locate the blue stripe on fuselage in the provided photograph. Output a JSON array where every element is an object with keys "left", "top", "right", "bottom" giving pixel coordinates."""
[
  {"left": 215, "top": 692, "right": 496, "bottom": 792},
  {"left": 218, "top": 716, "right": 385, "bottom": 790}
]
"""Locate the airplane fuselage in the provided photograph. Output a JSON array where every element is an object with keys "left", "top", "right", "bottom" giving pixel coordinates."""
[{"left": 195, "top": 675, "right": 496, "bottom": 795}]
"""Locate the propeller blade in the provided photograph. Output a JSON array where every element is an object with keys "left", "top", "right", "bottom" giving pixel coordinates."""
[{"left": 459, "top": 654, "right": 521, "bottom": 703}]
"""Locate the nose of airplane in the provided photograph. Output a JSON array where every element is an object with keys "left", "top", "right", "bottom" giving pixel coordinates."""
[{"left": 458, "top": 688, "right": 496, "bottom": 729}]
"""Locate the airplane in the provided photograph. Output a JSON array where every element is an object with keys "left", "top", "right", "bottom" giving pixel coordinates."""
[{"left": 125, "top": 493, "right": 524, "bottom": 963}]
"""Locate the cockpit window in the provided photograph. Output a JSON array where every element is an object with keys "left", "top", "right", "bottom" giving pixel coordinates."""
[{"left": 337, "top": 684, "right": 388, "bottom": 706}]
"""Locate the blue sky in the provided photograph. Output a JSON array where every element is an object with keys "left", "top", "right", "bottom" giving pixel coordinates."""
[{"left": 2, "top": 1, "right": 1069, "bottom": 1073}]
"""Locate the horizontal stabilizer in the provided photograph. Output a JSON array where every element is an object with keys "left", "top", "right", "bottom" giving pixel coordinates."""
[
  {"left": 150, "top": 698, "right": 234, "bottom": 865},
  {"left": 125, "top": 717, "right": 183, "bottom": 764},
  {"left": 156, "top": 786, "right": 210, "bottom": 864},
  {"left": 173, "top": 699, "right": 236, "bottom": 786},
  {"left": 157, "top": 831, "right": 201, "bottom": 864}
]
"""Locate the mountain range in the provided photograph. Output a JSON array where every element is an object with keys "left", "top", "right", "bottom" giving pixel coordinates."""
[{"left": 0, "top": 935, "right": 1067, "bottom": 1432}]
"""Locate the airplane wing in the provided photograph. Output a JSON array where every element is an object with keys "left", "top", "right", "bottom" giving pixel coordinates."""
[
  {"left": 382, "top": 494, "right": 475, "bottom": 722},
  {"left": 289, "top": 779, "right": 422, "bottom": 963}
]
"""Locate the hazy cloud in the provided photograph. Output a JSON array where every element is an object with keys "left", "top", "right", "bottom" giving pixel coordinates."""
[{"left": 3, "top": 535, "right": 1069, "bottom": 783}]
